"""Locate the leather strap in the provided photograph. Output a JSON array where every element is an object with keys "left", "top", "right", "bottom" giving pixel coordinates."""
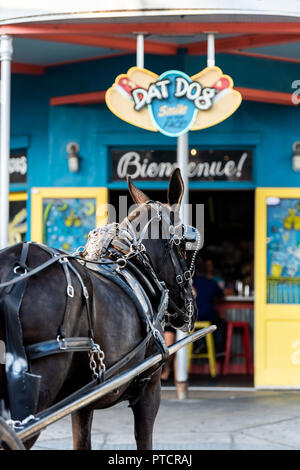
[
  {"left": 67, "top": 262, "right": 94, "bottom": 339},
  {"left": 27, "top": 279, "right": 168, "bottom": 386},
  {"left": 86, "top": 262, "right": 151, "bottom": 334},
  {"left": 20, "top": 244, "right": 95, "bottom": 342},
  {"left": 26, "top": 337, "right": 95, "bottom": 360},
  {"left": 57, "top": 258, "right": 75, "bottom": 339},
  {"left": 1, "top": 243, "right": 41, "bottom": 420},
  {"left": 0, "top": 252, "right": 74, "bottom": 290}
]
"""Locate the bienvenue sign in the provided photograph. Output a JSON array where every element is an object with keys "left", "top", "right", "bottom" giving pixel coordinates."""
[
  {"left": 105, "top": 66, "right": 242, "bottom": 137},
  {"left": 112, "top": 149, "right": 252, "bottom": 182}
]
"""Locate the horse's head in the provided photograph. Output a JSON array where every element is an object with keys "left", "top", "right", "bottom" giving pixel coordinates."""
[{"left": 127, "top": 169, "right": 199, "bottom": 333}]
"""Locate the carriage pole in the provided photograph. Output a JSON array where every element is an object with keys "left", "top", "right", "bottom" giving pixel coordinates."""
[{"left": 8, "top": 325, "right": 216, "bottom": 445}]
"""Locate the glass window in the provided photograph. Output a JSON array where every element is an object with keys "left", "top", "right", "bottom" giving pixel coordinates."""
[{"left": 267, "top": 197, "right": 300, "bottom": 303}]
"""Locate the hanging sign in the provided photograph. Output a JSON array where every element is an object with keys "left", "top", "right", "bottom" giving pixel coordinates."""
[{"left": 105, "top": 66, "right": 242, "bottom": 137}]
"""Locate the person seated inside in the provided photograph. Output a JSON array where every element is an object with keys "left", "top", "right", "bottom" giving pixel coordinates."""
[{"left": 193, "top": 258, "right": 226, "bottom": 354}]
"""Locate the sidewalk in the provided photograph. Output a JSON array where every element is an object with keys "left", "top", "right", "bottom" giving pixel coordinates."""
[{"left": 32, "top": 387, "right": 300, "bottom": 450}]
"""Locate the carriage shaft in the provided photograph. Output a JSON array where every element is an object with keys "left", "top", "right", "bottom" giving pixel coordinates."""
[{"left": 13, "top": 325, "right": 216, "bottom": 443}]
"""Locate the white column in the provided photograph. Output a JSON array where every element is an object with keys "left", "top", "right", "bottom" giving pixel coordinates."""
[
  {"left": 136, "top": 34, "right": 144, "bottom": 69},
  {"left": 175, "top": 131, "right": 189, "bottom": 399},
  {"left": 0, "top": 35, "right": 13, "bottom": 249},
  {"left": 207, "top": 33, "right": 215, "bottom": 67}
]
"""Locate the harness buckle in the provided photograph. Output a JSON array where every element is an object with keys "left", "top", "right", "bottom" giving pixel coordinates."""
[
  {"left": 67, "top": 285, "right": 74, "bottom": 298},
  {"left": 184, "top": 270, "right": 192, "bottom": 281},
  {"left": 176, "top": 274, "right": 183, "bottom": 285},
  {"left": 83, "top": 286, "right": 89, "bottom": 299}
]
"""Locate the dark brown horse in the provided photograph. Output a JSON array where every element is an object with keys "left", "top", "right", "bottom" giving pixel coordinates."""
[{"left": 0, "top": 169, "right": 198, "bottom": 450}]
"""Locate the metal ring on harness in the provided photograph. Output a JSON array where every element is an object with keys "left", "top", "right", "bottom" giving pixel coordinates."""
[
  {"left": 184, "top": 270, "right": 192, "bottom": 281},
  {"left": 116, "top": 257, "right": 127, "bottom": 269},
  {"left": 57, "top": 335, "right": 67, "bottom": 350},
  {"left": 13, "top": 265, "right": 28, "bottom": 276},
  {"left": 172, "top": 236, "right": 181, "bottom": 246}
]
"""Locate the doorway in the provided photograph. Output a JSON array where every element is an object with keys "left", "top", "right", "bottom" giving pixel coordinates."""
[{"left": 109, "top": 188, "right": 255, "bottom": 387}]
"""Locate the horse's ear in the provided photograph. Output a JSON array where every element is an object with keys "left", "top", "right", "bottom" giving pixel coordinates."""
[
  {"left": 167, "top": 168, "right": 184, "bottom": 207},
  {"left": 127, "top": 175, "right": 150, "bottom": 204}
]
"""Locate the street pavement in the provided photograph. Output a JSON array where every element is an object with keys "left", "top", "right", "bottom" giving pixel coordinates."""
[{"left": 31, "top": 387, "right": 300, "bottom": 451}]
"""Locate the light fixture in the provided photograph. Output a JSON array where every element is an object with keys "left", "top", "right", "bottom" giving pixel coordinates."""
[
  {"left": 292, "top": 142, "right": 300, "bottom": 172},
  {"left": 66, "top": 142, "right": 80, "bottom": 173}
]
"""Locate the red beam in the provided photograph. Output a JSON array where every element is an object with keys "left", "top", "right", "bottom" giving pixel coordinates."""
[
  {"left": 50, "top": 91, "right": 106, "bottom": 106},
  {"left": 11, "top": 62, "right": 45, "bottom": 75},
  {"left": 187, "top": 34, "right": 300, "bottom": 54},
  {"left": 226, "top": 50, "right": 300, "bottom": 64},
  {"left": 21, "top": 33, "right": 177, "bottom": 55},
  {"left": 2, "top": 22, "right": 300, "bottom": 36},
  {"left": 236, "top": 87, "right": 298, "bottom": 106}
]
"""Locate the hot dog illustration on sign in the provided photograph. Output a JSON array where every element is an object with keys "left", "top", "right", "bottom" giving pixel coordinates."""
[{"left": 105, "top": 66, "right": 242, "bottom": 137}]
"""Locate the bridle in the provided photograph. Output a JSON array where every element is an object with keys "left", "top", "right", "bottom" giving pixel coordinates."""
[
  {"left": 154, "top": 204, "right": 201, "bottom": 332},
  {"left": 125, "top": 200, "right": 201, "bottom": 333},
  {"left": 77, "top": 199, "right": 201, "bottom": 333}
]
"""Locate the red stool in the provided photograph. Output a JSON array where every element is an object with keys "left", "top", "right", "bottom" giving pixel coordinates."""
[{"left": 223, "top": 321, "right": 253, "bottom": 375}]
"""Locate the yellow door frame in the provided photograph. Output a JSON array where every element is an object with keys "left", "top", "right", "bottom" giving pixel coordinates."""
[{"left": 255, "top": 188, "right": 300, "bottom": 387}]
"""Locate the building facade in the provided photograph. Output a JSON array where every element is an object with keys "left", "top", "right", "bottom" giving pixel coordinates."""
[{"left": 2, "top": 2, "right": 300, "bottom": 387}]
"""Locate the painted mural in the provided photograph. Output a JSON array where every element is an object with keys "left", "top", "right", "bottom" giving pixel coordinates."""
[
  {"left": 267, "top": 197, "right": 300, "bottom": 303},
  {"left": 8, "top": 199, "right": 27, "bottom": 245},
  {"left": 42, "top": 198, "right": 96, "bottom": 253}
]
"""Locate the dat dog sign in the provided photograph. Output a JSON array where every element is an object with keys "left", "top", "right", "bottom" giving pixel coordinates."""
[{"left": 105, "top": 66, "right": 242, "bottom": 137}]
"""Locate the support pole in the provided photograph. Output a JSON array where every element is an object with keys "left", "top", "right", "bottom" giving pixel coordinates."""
[
  {"left": 176, "top": 132, "right": 189, "bottom": 400},
  {"left": 175, "top": 34, "right": 215, "bottom": 399},
  {"left": 207, "top": 33, "right": 215, "bottom": 67},
  {"left": 136, "top": 34, "right": 144, "bottom": 69},
  {"left": 0, "top": 35, "right": 13, "bottom": 249}
]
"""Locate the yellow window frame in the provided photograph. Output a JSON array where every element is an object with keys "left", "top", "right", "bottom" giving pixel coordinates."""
[{"left": 31, "top": 187, "right": 108, "bottom": 244}]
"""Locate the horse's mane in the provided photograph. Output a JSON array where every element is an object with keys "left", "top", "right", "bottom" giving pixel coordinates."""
[{"left": 82, "top": 201, "right": 154, "bottom": 261}]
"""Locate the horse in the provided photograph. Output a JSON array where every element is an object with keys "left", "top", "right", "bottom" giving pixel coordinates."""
[{"left": 0, "top": 169, "right": 198, "bottom": 450}]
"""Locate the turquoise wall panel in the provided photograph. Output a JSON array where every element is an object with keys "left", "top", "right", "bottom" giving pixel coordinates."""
[{"left": 9, "top": 51, "right": 300, "bottom": 198}]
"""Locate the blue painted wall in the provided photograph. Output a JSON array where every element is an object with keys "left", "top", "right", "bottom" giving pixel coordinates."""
[{"left": 10, "top": 51, "right": 300, "bottom": 197}]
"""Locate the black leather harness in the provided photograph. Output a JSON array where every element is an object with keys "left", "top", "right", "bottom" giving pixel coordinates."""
[
  {"left": 0, "top": 241, "right": 169, "bottom": 420},
  {"left": 0, "top": 201, "right": 199, "bottom": 422}
]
